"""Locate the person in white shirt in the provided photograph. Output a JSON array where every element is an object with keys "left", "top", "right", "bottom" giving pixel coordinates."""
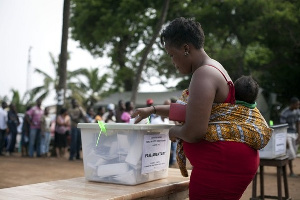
[
  {"left": 102, "top": 104, "right": 116, "bottom": 123},
  {"left": 0, "top": 101, "right": 8, "bottom": 156}
]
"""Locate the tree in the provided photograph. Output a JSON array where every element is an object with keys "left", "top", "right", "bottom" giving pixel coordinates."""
[
  {"left": 130, "top": 0, "right": 170, "bottom": 104},
  {"left": 70, "top": 0, "right": 187, "bottom": 103},
  {"left": 71, "top": 67, "right": 109, "bottom": 107},
  {"left": 30, "top": 53, "right": 85, "bottom": 106},
  {"left": 9, "top": 89, "right": 27, "bottom": 113},
  {"left": 57, "top": 0, "right": 71, "bottom": 114},
  {"left": 193, "top": 0, "right": 300, "bottom": 103},
  {"left": 70, "top": 0, "right": 300, "bottom": 104}
]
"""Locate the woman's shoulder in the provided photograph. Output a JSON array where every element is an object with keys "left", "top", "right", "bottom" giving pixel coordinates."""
[
  {"left": 57, "top": 115, "right": 64, "bottom": 120},
  {"left": 195, "top": 60, "right": 232, "bottom": 83},
  {"left": 191, "top": 64, "right": 222, "bottom": 86}
]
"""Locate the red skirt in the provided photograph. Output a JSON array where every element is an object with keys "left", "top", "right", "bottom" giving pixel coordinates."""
[{"left": 184, "top": 140, "right": 259, "bottom": 200}]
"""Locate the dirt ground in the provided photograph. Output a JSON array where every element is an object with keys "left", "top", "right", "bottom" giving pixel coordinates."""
[{"left": 1, "top": 152, "right": 300, "bottom": 200}]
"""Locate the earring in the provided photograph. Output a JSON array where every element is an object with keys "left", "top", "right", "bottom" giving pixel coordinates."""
[{"left": 184, "top": 51, "right": 189, "bottom": 56}]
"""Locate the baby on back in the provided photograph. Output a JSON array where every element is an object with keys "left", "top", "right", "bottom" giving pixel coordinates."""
[{"left": 234, "top": 75, "right": 259, "bottom": 108}]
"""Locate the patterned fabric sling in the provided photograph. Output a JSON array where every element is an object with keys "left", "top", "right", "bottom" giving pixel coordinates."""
[{"left": 175, "top": 89, "right": 273, "bottom": 177}]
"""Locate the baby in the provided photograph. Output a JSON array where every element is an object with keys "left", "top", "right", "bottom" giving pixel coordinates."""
[{"left": 234, "top": 75, "right": 259, "bottom": 108}]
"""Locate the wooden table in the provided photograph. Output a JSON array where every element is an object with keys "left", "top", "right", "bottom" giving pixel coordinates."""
[
  {"left": 251, "top": 156, "right": 291, "bottom": 200},
  {"left": 0, "top": 168, "right": 190, "bottom": 200}
]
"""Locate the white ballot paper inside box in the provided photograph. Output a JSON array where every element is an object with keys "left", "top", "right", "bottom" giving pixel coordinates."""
[{"left": 141, "top": 134, "right": 169, "bottom": 174}]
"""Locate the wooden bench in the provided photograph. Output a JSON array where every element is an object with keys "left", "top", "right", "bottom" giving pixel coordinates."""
[
  {"left": 0, "top": 168, "right": 190, "bottom": 199},
  {"left": 251, "top": 156, "right": 292, "bottom": 200}
]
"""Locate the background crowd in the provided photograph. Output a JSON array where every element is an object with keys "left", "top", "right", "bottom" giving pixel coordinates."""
[
  {"left": 0, "top": 97, "right": 179, "bottom": 166},
  {"left": 0, "top": 96, "right": 299, "bottom": 171}
]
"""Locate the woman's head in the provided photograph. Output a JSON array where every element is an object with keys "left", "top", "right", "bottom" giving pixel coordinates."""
[
  {"left": 9, "top": 103, "right": 16, "bottom": 112},
  {"left": 160, "top": 17, "right": 205, "bottom": 50},
  {"left": 118, "top": 100, "right": 125, "bottom": 111},
  {"left": 44, "top": 107, "right": 49, "bottom": 115},
  {"left": 60, "top": 107, "right": 68, "bottom": 115},
  {"left": 160, "top": 17, "right": 205, "bottom": 74},
  {"left": 125, "top": 101, "right": 133, "bottom": 111}
]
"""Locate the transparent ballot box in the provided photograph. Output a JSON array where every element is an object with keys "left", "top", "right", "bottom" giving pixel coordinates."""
[
  {"left": 78, "top": 123, "right": 173, "bottom": 185},
  {"left": 259, "top": 124, "right": 288, "bottom": 159}
]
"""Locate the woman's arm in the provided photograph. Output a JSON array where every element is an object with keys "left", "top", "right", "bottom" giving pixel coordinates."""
[
  {"left": 169, "top": 67, "right": 217, "bottom": 143},
  {"left": 131, "top": 105, "right": 170, "bottom": 123},
  {"left": 41, "top": 116, "right": 45, "bottom": 133},
  {"left": 65, "top": 115, "right": 71, "bottom": 127},
  {"left": 56, "top": 116, "right": 64, "bottom": 126}
]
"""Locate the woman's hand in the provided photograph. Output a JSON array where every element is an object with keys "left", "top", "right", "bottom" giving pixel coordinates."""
[{"left": 131, "top": 107, "right": 154, "bottom": 124}]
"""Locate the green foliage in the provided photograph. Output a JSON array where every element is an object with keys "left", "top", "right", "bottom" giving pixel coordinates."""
[
  {"left": 189, "top": 0, "right": 300, "bottom": 102},
  {"left": 70, "top": 0, "right": 176, "bottom": 91},
  {"left": 70, "top": 0, "right": 300, "bottom": 103},
  {"left": 30, "top": 53, "right": 87, "bottom": 106},
  {"left": 10, "top": 89, "right": 26, "bottom": 113},
  {"left": 71, "top": 67, "right": 110, "bottom": 107}
]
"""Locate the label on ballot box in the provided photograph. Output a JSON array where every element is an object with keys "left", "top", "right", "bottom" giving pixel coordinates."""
[
  {"left": 259, "top": 124, "right": 288, "bottom": 159},
  {"left": 78, "top": 123, "right": 173, "bottom": 185},
  {"left": 274, "top": 133, "right": 286, "bottom": 154},
  {"left": 142, "top": 134, "right": 169, "bottom": 174}
]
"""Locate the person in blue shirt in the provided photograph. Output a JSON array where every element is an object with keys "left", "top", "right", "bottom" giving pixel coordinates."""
[{"left": 280, "top": 97, "right": 300, "bottom": 177}]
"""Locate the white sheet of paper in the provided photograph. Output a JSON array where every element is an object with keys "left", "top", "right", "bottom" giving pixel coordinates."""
[
  {"left": 141, "top": 134, "right": 168, "bottom": 174},
  {"left": 275, "top": 132, "right": 286, "bottom": 155}
]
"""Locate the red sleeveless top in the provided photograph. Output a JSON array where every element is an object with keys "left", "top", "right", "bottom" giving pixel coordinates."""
[
  {"left": 208, "top": 65, "right": 235, "bottom": 104},
  {"left": 183, "top": 65, "right": 258, "bottom": 200}
]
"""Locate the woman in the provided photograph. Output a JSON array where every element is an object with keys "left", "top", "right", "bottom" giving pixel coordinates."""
[
  {"left": 132, "top": 17, "right": 259, "bottom": 199},
  {"left": 121, "top": 101, "right": 134, "bottom": 123},
  {"left": 55, "top": 108, "right": 70, "bottom": 158}
]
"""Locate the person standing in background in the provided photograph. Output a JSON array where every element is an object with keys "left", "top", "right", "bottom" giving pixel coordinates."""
[
  {"left": 151, "top": 99, "right": 171, "bottom": 125},
  {"left": 280, "top": 97, "right": 300, "bottom": 177},
  {"left": 102, "top": 104, "right": 116, "bottom": 123},
  {"left": 21, "top": 105, "right": 31, "bottom": 157},
  {"left": 86, "top": 107, "right": 95, "bottom": 123},
  {"left": 27, "top": 99, "right": 44, "bottom": 158},
  {"left": 55, "top": 108, "right": 70, "bottom": 158},
  {"left": 68, "top": 99, "right": 87, "bottom": 161},
  {"left": 116, "top": 100, "right": 125, "bottom": 123},
  {"left": 94, "top": 106, "right": 105, "bottom": 122},
  {"left": 6, "top": 104, "right": 20, "bottom": 156},
  {"left": 0, "top": 101, "right": 8, "bottom": 156},
  {"left": 121, "top": 101, "right": 134, "bottom": 123},
  {"left": 146, "top": 99, "right": 155, "bottom": 123},
  {"left": 40, "top": 107, "right": 52, "bottom": 157}
]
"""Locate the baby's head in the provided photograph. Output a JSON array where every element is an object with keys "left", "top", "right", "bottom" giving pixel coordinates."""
[{"left": 234, "top": 75, "right": 259, "bottom": 104}]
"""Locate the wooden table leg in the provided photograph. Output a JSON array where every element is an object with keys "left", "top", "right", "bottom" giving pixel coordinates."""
[
  {"left": 260, "top": 165, "right": 264, "bottom": 199},
  {"left": 277, "top": 166, "right": 282, "bottom": 200},
  {"left": 283, "top": 165, "right": 289, "bottom": 199}
]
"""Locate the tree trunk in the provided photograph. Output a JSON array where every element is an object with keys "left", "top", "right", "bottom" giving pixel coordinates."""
[
  {"left": 57, "top": 0, "right": 70, "bottom": 115},
  {"left": 130, "top": 0, "right": 170, "bottom": 105}
]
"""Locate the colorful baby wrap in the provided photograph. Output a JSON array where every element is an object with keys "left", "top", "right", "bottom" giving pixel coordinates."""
[
  {"left": 175, "top": 89, "right": 273, "bottom": 177},
  {"left": 206, "top": 103, "right": 273, "bottom": 150}
]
